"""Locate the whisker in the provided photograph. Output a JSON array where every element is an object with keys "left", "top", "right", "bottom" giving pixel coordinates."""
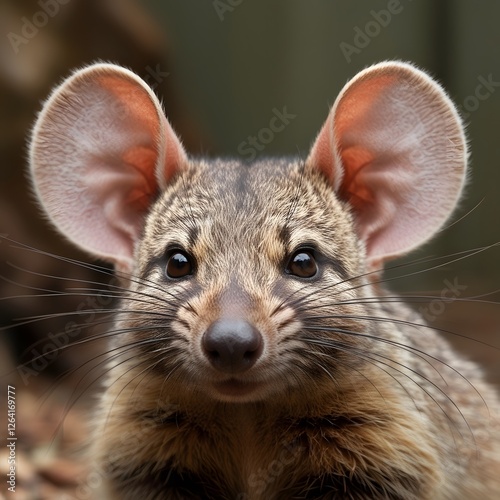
[
  {"left": 437, "top": 197, "right": 485, "bottom": 233},
  {"left": 16, "top": 322, "right": 179, "bottom": 377},
  {"left": 310, "top": 345, "right": 416, "bottom": 411},
  {"left": 46, "top": 346, "right": 168, "bottom": 446},
  {"left": 301, "top": 307, "right": 500, "bottom": 352},
  {"left": 3, "top": 259, "right": 187, "bottom": 309},
  {"left": 302, "top": 324, "right": 488, "bottom": 412},
  {"left": 0, "top": 235, "right": 189, "bottom": 303},
  {"left": 302, "top": 335, "right": 476, "bottom": 445},
  {"left": 2, "top": 307, "right": 175, "bottom": 335},
  {"left": 40, "top": 325, "right": 185, "bottom": 432},
  {"left": 105, "top": 353, "right": 187, "bottom": 430},
  {"left": 282, "top": 243, "right": 500, "bottom": 313}
]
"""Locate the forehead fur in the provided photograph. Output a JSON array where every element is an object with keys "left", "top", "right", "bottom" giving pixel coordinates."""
[{"left": 136, "top": 157, "right": 362, "bottom": 282}]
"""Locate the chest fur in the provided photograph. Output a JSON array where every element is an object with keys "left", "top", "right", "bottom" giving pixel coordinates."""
[{"left": 95, "top": 393, "right": 439, "bottom": 499}]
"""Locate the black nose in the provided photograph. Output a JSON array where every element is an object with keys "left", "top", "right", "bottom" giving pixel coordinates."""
[{"left": 202, "top": 319, "right": 263, "bottom": 374}]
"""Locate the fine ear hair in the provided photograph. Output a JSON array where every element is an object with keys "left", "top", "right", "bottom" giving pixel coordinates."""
[
  {"left": 30, "top": 63, "right": 187, "bottom": 272},
  {"left": 306, "top": 61, "right": 467, "bottom": 265}
]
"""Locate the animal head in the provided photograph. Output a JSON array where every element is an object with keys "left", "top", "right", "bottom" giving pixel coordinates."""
[{"left": 30, "top": 61, "right": 467, "bottom": 403}]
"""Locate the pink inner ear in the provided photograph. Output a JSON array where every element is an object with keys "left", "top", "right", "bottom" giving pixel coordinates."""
[
  {"left": 121, "top": 145, "right": 157, "bottom": 212},
  {"left": 98, "top": 74, "right": 186, "bottom": 188},
  {"left": 333, "top": 74, "right": 397, "bottom": 217},
  {"left": 307, "top": 62, "right": 467, "bottom": 263},
  {"left": 337, "top": 146, "right": 376, "bottom": 213},
  {"left": 30, "top": 64, "right": 187, "bottom": 270}
]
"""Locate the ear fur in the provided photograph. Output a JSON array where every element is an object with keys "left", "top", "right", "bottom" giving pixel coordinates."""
[
  {"left": 29, "top": 63, "right": 187, "bottom": 271},
  {"left": 307, "top": 61, "right": 467, "bottom": 264}
]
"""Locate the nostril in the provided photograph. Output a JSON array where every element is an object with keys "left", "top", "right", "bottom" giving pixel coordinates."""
[{"left": 202, "top": 319, "right": 263, "bottom": 374}]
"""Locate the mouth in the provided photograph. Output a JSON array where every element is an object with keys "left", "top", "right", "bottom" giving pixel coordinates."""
[{"left": 212, "top": 378, "right": 263, "bottom": 400}]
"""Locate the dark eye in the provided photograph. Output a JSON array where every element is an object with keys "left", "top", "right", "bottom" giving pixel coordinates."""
[
  {"left": 286, "top": 249, "right": 318, "bottom": 278},
  {"left": 165, "top": 250, "right": 193, "bottom": 279}
]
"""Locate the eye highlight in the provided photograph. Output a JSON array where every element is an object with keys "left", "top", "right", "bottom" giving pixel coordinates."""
[
  {"left": 165, "top": 250, "right": 194, "bottom": 279},
  {"left": 286, "top": 249, "right": 318, "bottom": 279}
]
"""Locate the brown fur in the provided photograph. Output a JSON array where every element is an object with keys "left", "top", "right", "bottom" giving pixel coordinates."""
[
  {"left": 90, "top": 158, "right": 500, "bottom": 499},
  {"left": 27, "top": 61, "right": 499, "bottom": 499}
]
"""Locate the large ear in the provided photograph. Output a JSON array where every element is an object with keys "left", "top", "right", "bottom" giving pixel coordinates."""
[
  {"left": 30, "top": 63, "right": 187, "bottom": 271},
  {"left": 306, "top": 61, "right": 467, "bottom": 265}
]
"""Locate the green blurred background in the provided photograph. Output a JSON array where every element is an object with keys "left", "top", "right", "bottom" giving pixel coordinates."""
[{"left": 1, "top": 0, "right": 499, "bottom": 382}]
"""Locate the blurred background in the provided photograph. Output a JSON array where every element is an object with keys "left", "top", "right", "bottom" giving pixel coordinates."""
[{"left": 0, "top": 0, "right": 499, "bottom": 496}]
